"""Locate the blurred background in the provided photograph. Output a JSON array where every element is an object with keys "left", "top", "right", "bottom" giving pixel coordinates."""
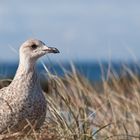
[{"left": 0, "top": 0, "right": 140, "bottom": 81}]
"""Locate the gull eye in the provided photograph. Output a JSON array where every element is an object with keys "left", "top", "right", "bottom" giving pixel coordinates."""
[{"left": 31, "top": 44, "right": 38, "bottom": 49}]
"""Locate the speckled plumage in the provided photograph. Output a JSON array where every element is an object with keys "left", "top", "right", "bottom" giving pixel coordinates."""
[{"left": 0, "top": 39, "right": 59, "bottom": 133}]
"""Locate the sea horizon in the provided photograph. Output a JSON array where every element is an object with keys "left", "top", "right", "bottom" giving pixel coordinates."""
[{"left": 0, "top": 60, "right": 140, "bottom": 82}]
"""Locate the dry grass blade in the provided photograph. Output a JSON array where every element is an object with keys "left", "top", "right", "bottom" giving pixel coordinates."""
[{"left": 92, "top": 123, "right": 112, "bottom": 137}]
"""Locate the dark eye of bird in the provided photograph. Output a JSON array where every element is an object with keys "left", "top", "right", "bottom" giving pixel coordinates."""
[{"left": 31, "top": 44, "right": 38, "bottom": 49}]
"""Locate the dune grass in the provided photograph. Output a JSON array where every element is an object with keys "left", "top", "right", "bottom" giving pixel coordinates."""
[{"left": 0, "top": 64, "right": 140, "bottom": 140}]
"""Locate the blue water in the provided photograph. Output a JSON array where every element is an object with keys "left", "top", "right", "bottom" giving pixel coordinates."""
[{"left": 0, "top": 61, "right": 140, "bottom": 81}]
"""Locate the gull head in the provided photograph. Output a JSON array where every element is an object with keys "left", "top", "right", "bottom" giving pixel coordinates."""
[{"left": 19, "top": 39, "right": 59, "bottom": 67}]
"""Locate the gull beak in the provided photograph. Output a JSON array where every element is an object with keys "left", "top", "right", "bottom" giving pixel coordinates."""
[{"left": 43, "top": 46, "right": 60, "bottom": 53}]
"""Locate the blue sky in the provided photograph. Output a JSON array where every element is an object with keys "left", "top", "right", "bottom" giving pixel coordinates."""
[{"left": 0, "top": 0, "right": 140, "bottom": 62}]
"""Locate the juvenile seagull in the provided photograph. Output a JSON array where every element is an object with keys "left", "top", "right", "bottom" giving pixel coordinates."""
[{"left": 0, "top": 39, "right": 59, "bottom": 133}]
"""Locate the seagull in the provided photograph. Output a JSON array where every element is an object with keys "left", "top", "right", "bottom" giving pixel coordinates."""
[{"left": 0, "top": 39, "right": 59, "bottom": 133}]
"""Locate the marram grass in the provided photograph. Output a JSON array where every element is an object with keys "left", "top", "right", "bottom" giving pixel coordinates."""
[{"left": 0, "top": 65, "right": 140, "bottom": 140}]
